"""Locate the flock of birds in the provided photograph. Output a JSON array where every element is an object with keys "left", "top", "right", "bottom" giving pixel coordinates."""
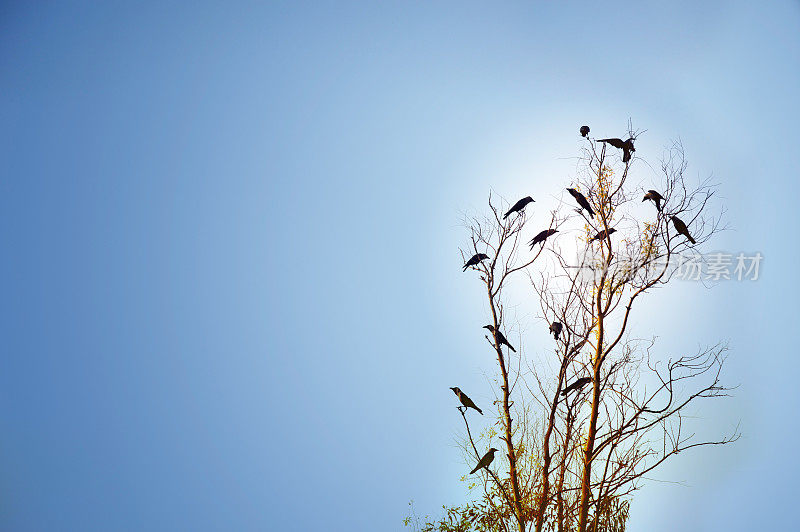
[{"left": 454, "top": 125, "right": 698, "bottom": 475}]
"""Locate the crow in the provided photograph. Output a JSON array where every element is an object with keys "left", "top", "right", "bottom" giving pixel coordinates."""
[
  {"left": 580, "top": 125, "right": 590, "bottom": 137},
  {"left": 561, "top": 377, "right": 592, "bottom": 396},
  {"left": 549, "top": 321, "right": 563, "bottom": 340},
  {"left": 597, "top": 137, "right": 627, "bottom": 149},
  {"left": 503, "top": 196, "right": 535, "bottom": 219},
  {"left": 589, "top": 228, "right": 617, "bottom": 243},
  {"left": 642, "top": 190, "right": 664, "bottom": 212},
  {"left": 483, "top": 325, "right": 516, "bottom": 353},
  {"left": 469, "top": 448, "right": 498, "bottom": 475},
  {"left": 529, "top": 229, "right": 558, "bottom": 249},
  {"left": 450, "top": 387, "right": 483, "bottom": 415},
  {"left": 463, "top": 253, "right": 489, "bottom": 271},
  {"left": 670, "top": 215, "right": 696, "bottom": 244},
  {"left": 598, "top": 137, "right": 635, "bottom": 163},
  {"left": 567, "top": 188, "right": 595, "bottom": 217}
]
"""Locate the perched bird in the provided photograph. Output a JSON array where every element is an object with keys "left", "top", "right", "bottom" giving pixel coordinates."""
[
  {"left": 642, "top": 190, "right": 664, "bottom": 212},
  {"left": 483, "top": 325, "right": 516, "bottom": 353},
  {"left": 450, "top": 387, "right": 483, "bottom": 415},
  {"left": 549, "top": 321, "right": 563, "bottom": 340},
  {"left": 598, "top": 137, "right": 635, "bottom": 163},
  {"left": 561, "top": 376, "right": 592, "bottom": 396},
  {"left": 529, "top": 229, "right": 558, "bottom": 249},
  {"left": 503, "top": 196, "right": 535, "bottom": 219},
  {"left": 589, "top": 228, "right": 617, "bottom": 243},
  {"left": 580, "top": 125, "right": 590, "bottom": 137},
  {"left": 670, "top": 215, "right": 696, "bottom": 244},
  {"left": 567, "top": 188, "right": 595, "bottom": 217},
  {"left": 463, "top": 253, "right": 489, "bottom": 271},
  {"left": 469, "top": 447, "right": 499, "bottom": 475}
]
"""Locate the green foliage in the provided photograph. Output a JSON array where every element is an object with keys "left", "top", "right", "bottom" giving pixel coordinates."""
[
  {"left": 404, "top": 501, "right": 509, "bottom": 532},
  {"left": 589, "top": 496, "right": 630, "bottom": 532},
  {"left": 405, "top": 494, "right": 630, "bottom": 532}
]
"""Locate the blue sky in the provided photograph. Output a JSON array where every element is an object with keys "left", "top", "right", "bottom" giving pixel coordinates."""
[{"left": 1, "top": 2, "right": 799, "bottom": 530}]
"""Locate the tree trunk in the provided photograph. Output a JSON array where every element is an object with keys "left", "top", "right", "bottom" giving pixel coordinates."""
[
  {"left": 489, "top": 285, "right": 526, "bottom": 532},
  {"left": 578, "top": 288, "right": 605, "bottom": 532},
  {"left": 535, "top": 357, "right": 570, "bottom": 532}
]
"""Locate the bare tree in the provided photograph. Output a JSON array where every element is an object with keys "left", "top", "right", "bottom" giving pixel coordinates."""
[{"left": 407, "top": 125, "right": 738, "bottom": 532}]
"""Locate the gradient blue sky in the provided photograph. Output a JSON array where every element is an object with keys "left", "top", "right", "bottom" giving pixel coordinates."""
[{"left": 1, "top": 2, "right": 799, "bottom": 530}]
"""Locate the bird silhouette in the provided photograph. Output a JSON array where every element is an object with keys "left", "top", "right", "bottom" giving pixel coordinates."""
[
  {"left": 561, "top": 377, "right": 592, "bottom": 396},
  {"left": 463, "top": 253, "right": 489, "bottom": 271},
  {"left": 598, "top": 137, "right": 635, "bottom": 163},
  {"left": 567, "top": 188, "right": 595, "bottom": 217},
  {"left": 529, "top": 229, "right": 558, "bottom": 249},
  {"left": 470, "top": 448, "right": 498, "bottom": 474},
  {"left": 589, "top": 228, "right": 617, "bottom": 243},
  {"left": 503, "top": 196, "right": 535, "bottom": 219},
  {"left": 483, "top": 325, "right": 516, "bottom": 353},
  {"left": 670, "top": 215, "right": 696, "bottom": 244},
  {"left": 580, "top": 125, "right": 590, "bottom": 137},
  {"left": 642, "top": 190, "right": 664, "bottom": 212},
  {"left": 549, "top": 321, "right": 563, "bottom": 340},
  {"left": 450, "top": 387, "right": 483, "bottom": 415}
]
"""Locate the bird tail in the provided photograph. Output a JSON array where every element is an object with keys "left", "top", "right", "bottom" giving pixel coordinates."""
[
  {"left": 508, "top": 345, "right": 516, "bottom": 353},
  {"left": 469, "top": 465, "right": 481, "bottom": 475},
  {"left": 688, "top": 235, "right": 696, "bottom": 244},
  {"left": 462, "top": 263, "right": 469, "bottom": 272},
  {"left": 476, "top": 406, "right": 483, "bottom": 415},
  {"left": 588, "top": 207, "right": 595, "bottom": 217},
  {"left": 502, "top": 211, "right": 510, "bottom": 220}
]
